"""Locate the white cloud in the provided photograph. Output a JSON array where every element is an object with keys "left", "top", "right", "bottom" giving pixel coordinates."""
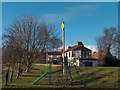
[
  {"left": 65, "top": 4, "right": 99, "bottom": 12},
  {"left": 39, "top": 4, "right": 100, "bottom": 24},
  {"left": 58, "top": 46, "right": 70, "bottom": 51},
  {"left": 39, "top": 14, "right": 69, "bottom": 24},
  {"left": 85, "top": 45, "right": 98, "bottom": 53}
]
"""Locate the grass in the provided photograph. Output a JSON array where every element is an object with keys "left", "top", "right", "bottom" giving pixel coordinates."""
[{"left": 2, "top": 64, "right": 119, "bottom": 88}]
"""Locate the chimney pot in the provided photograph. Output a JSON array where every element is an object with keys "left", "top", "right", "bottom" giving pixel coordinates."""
[
  {"left": 77, "top": 41, "right": 83, "bottom": 46},
  {"left": 68, "top": 46, "right": 71, "bottom": 49}
]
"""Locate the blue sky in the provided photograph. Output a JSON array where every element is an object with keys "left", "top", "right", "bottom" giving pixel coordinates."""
[
  {"left": 0, "top": 2, "right": 2, "bottom": 47},
  {"left": 2, "top": 2, "right": 118, "bottom": 51}
]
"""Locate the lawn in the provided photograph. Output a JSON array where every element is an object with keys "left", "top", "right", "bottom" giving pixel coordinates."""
[{"left": 2, "top": 64, "right": 119, "bottom": 88}]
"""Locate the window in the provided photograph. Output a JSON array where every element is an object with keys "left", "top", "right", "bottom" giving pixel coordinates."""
[
  {"left": 84, "top": 62, "right": 92, "bottom": 66},
  {"left": 82, "top": 51, "right": 84, "bottom": 58},
  {"left": 69, "top": 52, "right": 70, "bottom": 57},
  {"left": 72, "top": 52, "right": 74, "bottom": 57},
  {"left": 89, "top": 51, "right": 91, "bottom": 56}
]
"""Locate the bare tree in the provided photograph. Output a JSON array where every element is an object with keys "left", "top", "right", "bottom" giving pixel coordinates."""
[
  {"left": 95, "top": 27, "right": 120, "bottom": 66},
  {"left": 96, "top": 27, "right": 117, "bottom": 54},
  {"left": 49, "top": 36, "right": 62, "bottom": 51},
  {"left": 2, "top": 38, "right": 16, "bottom": 81},
  {"left": 96, "top": 36, "right": 105, "bottom": 51},
  {"left": 3, "top": 15, "right": 61, "bottom": 73},
  {"left": 112, "top": 27, "right": 120, "bottom": 59}
]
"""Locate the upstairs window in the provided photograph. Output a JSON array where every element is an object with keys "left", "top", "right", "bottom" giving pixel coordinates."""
[
  {"left": 72, "top": 51, "right": 74, "bottom": 57},
  {"left": 69, "top": 52, "right": 70, "bottom": 57}
]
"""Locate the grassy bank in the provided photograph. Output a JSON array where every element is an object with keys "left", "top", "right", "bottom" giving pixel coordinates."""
[{"left": 2, "top": 64, "right": 119, "bottom": 88}]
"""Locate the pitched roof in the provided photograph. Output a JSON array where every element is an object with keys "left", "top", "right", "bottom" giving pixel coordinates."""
[
  {"left": 47, "top": 51, "right": 62, "bottom": 55},
  {"left": 65, "top": 44, "right": 91, "bottom": 52},
  {"left": 65, "top": 45, "right": 79, "bottom": 52},
  {"left": 37, "top": 51, "right": 62, "bottom": 56},
  {"left": 92, "top": 51, "right": 107, "bottom": 60}
]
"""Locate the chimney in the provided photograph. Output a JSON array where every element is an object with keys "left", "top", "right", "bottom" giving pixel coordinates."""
[
  {"left": 77, "top": 41, "right": 84, "bottom": 46},
  {"left": 68, "top": 46, "right": 71, "bottom": 49}
]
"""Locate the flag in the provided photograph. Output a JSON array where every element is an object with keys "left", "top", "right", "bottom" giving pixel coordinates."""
[{"left": 61, "top": 22, "right": 65, "bottom": 30}]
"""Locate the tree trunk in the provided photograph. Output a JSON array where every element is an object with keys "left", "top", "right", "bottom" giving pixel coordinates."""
[
  {"left": 10, "top": 64, "right": 14, "bottom": 82},
  {"left": 25, "top": 66, "right": 30, "bottom": 73},
  {"left": 16, "top": 68, "right": 20, "bottom": 79},
  {"left": 25, "top": 62, "right": 31, "bottom": 73},
  {"left": 10, "top": 70, "right": 14, "bottom": 82},
  {"left": 16, "top": 63, "right": 21, "bottom": 79},
  {"left": 5, "top": 70, "right": 9, "bottom": 86},
  {"left": 5, "top": 65, "right": 10, "bottom": 86}
]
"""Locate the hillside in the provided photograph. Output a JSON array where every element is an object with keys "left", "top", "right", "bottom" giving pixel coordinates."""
[{"left": 2, "top": 64, "right": 119, "bottom": 88}]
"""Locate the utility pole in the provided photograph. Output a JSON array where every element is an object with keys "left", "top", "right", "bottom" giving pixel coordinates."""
[{"left": 61, "top": 22, "right": 65, "bottom": 75}]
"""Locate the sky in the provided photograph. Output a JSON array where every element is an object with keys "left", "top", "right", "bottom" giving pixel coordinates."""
[
  {"left": 0, "top": 2, "right": 2, "bottom": 48},
  {"left": 2, "top": 2, "right": 118, "bottom": 52}
]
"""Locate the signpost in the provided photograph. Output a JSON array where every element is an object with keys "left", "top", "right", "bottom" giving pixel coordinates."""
[{"left": 61, "top": 22, "right": 65, "bottom": 75}]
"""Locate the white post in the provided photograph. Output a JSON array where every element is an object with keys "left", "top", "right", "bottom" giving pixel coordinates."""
[{"left": 61, "top": 22, "right": 65, "bottom": 75}]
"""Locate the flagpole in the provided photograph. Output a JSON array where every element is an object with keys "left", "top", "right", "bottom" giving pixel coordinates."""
[{"left": 61, "top": 22, "right": 65, "bottom": 75}]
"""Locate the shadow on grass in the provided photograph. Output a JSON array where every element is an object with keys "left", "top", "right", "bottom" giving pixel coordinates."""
[
  {"left": 31, "top": 68, "right": 40, "bottom": 70},
  {"left": 92, "top": 74, "right": 109, "bottom": 80},
  {"left": 36, "top": 81, "right": 84, "bottom": 86},
  {"left": 22, "top": 74, "right": 41, "bottom": 77},
  {"left": 73, "top": 67, "right": 112, "bottom": 87}
]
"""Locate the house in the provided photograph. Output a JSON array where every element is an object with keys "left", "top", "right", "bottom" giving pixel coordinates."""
[
  {"left": 35, "top": 51, "right": 62, "bottom": 64},
  {"left": 92, "top": 51, "right": 107, "bottom": 60},
  {"left": 65, "top": 41, "right": 92, "bottom": 63},
  {"left": 76, "top": 58, "right": 98, "bottom": 67},
  {"left": 46, "top": 51, "right": 62, "bottom": 61},
  {"left": 92, "top": 50, "right": 119, "bottom": 66}
]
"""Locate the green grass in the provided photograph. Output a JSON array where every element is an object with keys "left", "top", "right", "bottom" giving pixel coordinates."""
[{"left": 2, "top": 64, "right": 119, "bottom": 88}]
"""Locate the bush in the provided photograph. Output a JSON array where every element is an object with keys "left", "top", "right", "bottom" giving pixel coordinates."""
[
  {"left": 58, "top": 57, "right": 63, "bottom": 63},
  {"left": 100, "top": 57, "right": 120, "bottom": 67},
  {"left": 52, "top": 60, "right": 59, "bottom": 64}
]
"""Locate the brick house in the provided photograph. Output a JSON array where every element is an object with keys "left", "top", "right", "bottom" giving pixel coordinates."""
[{"left": 92, "top": 51, "right": 107, "bottom": 60}]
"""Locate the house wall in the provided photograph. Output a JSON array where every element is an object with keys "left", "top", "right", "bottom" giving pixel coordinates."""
[
  {"left": 81, "top": 50, "right": 92, "bottom": 58},
  {"left": 47, "top": 55, "right": 61, "bottom": 61},
  {"left": 76, "top": 59, "right": 80, "bottom": 66},
  {"left": 92, "top": 61, "right": 98, "bottom": 67},
  {"left": 74, "top": 50, "right": 81, "bottom": 58},
  {"left": 65, "top": 50, "right": 92, "bottom": 62},
  {"left": 76, "top": 60, "right": 98, "bottom": 67},
  {"left": 65, "top": 51, "right": 73, "bottom": 62}
]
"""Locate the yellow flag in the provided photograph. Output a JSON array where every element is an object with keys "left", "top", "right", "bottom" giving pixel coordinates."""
[{"left": 61, "top": 22, "right": 65, "bottom": 30}]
